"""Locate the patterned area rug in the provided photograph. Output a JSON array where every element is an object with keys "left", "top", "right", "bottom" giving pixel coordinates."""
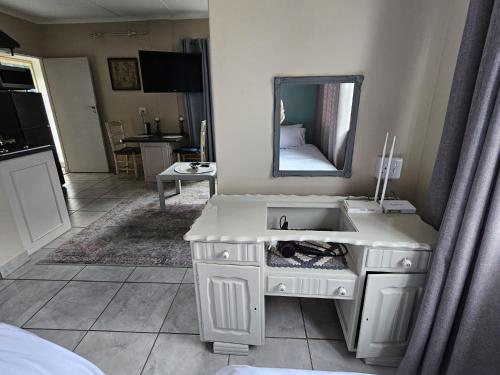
[
  {"left": 40, "top": 182, "right": 208, "bottom": 267},
  {"left": 267, "top": 246, "right": 348, "bottom": 270}
]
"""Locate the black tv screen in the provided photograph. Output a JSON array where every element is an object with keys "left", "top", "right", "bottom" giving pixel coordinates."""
[{"left": 139, "top": 50, "right": 203, "bottom": 93}]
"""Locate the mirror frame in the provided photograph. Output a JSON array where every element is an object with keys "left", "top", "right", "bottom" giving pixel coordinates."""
[{"left": 273, "top": 75, "right": 364, "bottom": 177}]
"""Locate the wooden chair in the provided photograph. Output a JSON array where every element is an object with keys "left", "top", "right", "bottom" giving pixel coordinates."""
[
  {"left": 104, "top": 121, "right": 141, "bottom": 179},
  {"left": 174, "top": 120, "right": 207, "bottom": 162}
]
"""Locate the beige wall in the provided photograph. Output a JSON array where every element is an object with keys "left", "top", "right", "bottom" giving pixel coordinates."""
[
  {"left": 40, "top": 19, "right": 209, "bottom": 140},
  {"left": 209, "top": 0, "right": 466, "bottom": 204},
  {"left": 413, "top": 0, "right": 470, "bottom": 210},
  {"left": 0, "top": 12, "right": 42, "bottom": 56},
  {"left": 2, "top": 15, "right": 208, "bottom": 169}
]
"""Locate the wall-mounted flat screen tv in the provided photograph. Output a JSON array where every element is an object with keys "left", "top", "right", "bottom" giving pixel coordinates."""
[{"left": 139, "top": 50, "right": 203, "bottom": 93}]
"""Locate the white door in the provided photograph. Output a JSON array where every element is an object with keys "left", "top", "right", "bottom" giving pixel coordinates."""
[
  {"left": 43, "top": 57, "right": 108, "bottom": 172},
  {"left": 357, "top": 273, "right": 425, "bottom": 359},
  {"left": 196, "top": 263, "right": 263, "bottom": 345}
]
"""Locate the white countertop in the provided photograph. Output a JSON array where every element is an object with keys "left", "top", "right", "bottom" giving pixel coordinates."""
[{"left": 184, "top": 195, "right": 438, "bottom": 250}]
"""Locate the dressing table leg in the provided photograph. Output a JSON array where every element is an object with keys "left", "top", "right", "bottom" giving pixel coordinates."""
[
  {"left": 175, "top": 180, "right": 182, "bottom": 195},
  {"left": 213, "top": 342, "right": 249, "bottom": 356}
]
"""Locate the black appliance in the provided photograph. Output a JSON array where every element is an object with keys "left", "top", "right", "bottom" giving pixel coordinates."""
[
  {"left": 0, "top": 30, "right": 20, "bottom": 55},
  {"left": 0, "top": 91, "right": 65, "bottom": 184},
  {"left": 139, "top": 50, "right": 203, "bottom": 93},
  {"left": 0, "top": 64, "right": 35, "bottom": 90}
]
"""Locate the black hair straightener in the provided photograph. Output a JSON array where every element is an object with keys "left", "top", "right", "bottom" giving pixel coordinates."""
[{"left": 277, "top": 215, "right": 348, "bottom": 258}]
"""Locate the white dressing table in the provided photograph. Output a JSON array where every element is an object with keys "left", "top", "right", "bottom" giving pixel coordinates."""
[{"left": 184, "top": 194, "right": 437, "bottom": 365}]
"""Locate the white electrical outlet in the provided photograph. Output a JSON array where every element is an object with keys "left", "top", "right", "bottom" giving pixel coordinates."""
[
  {"left": 375, "top": 156, "right": 403, "bottom": 179},
  {"left": 138, "top": 107, "right": 147, "bottom": 116}
]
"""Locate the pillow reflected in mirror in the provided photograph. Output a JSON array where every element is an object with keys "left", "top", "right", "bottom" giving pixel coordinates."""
[{"left": 280, "top": 126, "right": 305, "bottom": 148}]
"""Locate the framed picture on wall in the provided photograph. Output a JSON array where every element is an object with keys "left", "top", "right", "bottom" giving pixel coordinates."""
[{"left": 107, "top": 57, "right": 141, "bottom": 90}]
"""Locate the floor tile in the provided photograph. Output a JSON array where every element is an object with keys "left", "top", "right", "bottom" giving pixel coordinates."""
[
  {"left": 265, "top": 297, "right": 306, "bottom": 338},
  {"left": 70, "top": 211, "right": 106, "bottom": 227},
  {"left": 79, "top": 198, "right": 123, "bottom": 212},
  {"left": 65, "top": 173, "right": 113, "bottom": 181},
  {"left": 3, "top": 260, "right": 36, "bottom": 279},
  {"left": 229, "top": 337, "right": 312, "bottom": 369},
  {"left": 301, "top": 298, "right": 344, "bottom": 339},
  {"left": 30, "top": 248, "right": 56, "bottom": 263},
  {"left": 63, "top": 180, "right": 98, "bottom": 191},
  {"left": 161, "top": 284, "right": 199, "bottom": 334},
  {"left": 93, "top": 283, "right": 178, "bottom": 332},
  {"left": 308, "top": 339, "right": 395, "bottom": 374},
  {"left": 28, "top": 329, "right": 86, "bottom": 351},
  {"left": 101, "top": 188, "right": 141, "bottom": 199},
  {"left": 25, "top": 281, "right": 121, "bottom": 330},
  {"left": 90, "top": 179, "right": 127, "bottom": 189},
  {"left": 0, "top": 280, "right": 66, "bottom": 326},
  {"left": 17, "top": 265, "right": 84, "bottom": 280},
  {"left": 0, "top": 279, "right": 13, "bottom": 292},
  {"left": 127, "top": 267, "right": 187, "bottom": 283},
  {"left": 117, "top": 181, "right": 147, "bottom": 190},
  {"left": 74, "top": 266, "right": 135, "bottom": 282},
  {"left": 66, "top": 187, "right": 112, "bottom": 199},
  {"left": 75, "top": 331, "right": 156, "bottom": 375},
  {"left": 182, "top": 268, "right": 194, "bottom": 283},
  {"left": 65, "top": 198, "right": 95, "bottom": 211},
  {"left": 142, "top": 334, "right": 228, "bottom": 375},
  {"left": 44, "top": 228, "right": 84, "bottom": 248}
]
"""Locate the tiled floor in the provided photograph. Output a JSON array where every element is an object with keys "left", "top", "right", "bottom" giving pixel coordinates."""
[{"left": 0, "top": 172, "right": 395, "bottom": 375}]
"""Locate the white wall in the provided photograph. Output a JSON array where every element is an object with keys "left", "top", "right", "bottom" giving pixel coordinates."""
[
  {"left": 413, "top": 0, "right": 470, "bottom": 210},
  {"left": 209, "top": 0, "right": 465, "bottom": 203}
]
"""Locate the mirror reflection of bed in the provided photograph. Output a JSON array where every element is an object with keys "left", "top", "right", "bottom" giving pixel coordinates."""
[{"left": 273, "top": 76, "right": 363, "bottom": 177}]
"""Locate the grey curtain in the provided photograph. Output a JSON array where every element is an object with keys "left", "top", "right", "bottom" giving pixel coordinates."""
[
  {"left": 315, "top": 83, "right": 340, "bottom": 166},
  {"left": 182, "top": 38, "right": 216, "bottom": 161},
  {"left": 398, "top": 1, "right": 500, "bottom": 374}
]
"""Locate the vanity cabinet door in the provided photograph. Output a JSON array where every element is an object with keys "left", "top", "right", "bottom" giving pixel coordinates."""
[
  {"left": 196, "top": 263, "right": 263, "bottom": 346},
  {"left": 357, "top": 273, "right": 425, "bottom": 359}
]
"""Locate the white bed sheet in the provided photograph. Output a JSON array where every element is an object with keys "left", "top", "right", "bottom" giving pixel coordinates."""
[
  {"left": 215, "top": 365, "right": 372, "bottom": 375},
  {"left": 0, "top": 323, "right": 103, "bottom": 375},
  {"left": 280, "top": 144, "right": 337, "bottom": 171}
]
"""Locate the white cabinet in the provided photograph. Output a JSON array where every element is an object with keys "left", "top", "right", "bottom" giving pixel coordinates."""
[
  {"left": 140, "top": 142, "right": 175, "bottom": 182},
  {"left": 357, "top": 273, "right": 425, "bottom": 359},
  {"left": 0, "top": 150, "right": 71, "bottom": 255},
  {"left": 196, "top": 262, "right": 263, "bottom": 346}
]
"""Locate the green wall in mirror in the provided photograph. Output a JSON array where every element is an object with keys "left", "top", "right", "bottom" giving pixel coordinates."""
[{"left": 280, "top": 84, "right": 318, "bottom": 144}]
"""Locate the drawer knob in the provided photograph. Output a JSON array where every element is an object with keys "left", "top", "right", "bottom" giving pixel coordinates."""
[
  {"left": 278, "top": 283, "right": 286, "bottom": 292},
  {"left": 337, "top": 286, "right": 347, "bottom": 296},
  {"left": 401, "top": 258, "right": 412, "bottom": 268},
  {"left": 222, "top": 250, "right": 230, "bottom": 259}
]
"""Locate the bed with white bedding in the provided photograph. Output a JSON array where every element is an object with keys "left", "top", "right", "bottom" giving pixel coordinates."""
[
  {"left": 0, "top": 323, "right": 103, "bottom": 375},
  {"left": 280, "top": 144, "right": 337, "bottom": 171}
]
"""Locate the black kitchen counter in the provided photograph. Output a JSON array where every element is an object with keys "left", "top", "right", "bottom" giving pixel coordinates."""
[
  {"left": 121, "top": 134, "right": 184, "bottom": 143},
  {"left": 0, "top": 145, "right": 53, "bottom": 162}
]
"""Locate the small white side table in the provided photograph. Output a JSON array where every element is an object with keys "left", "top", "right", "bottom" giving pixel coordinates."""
[{"left": 157, "top": 162, "right": 217, "bottom": 209}]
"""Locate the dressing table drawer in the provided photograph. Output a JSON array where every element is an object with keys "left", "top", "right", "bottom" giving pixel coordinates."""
[
  {"left": 191, "top": 242, "right": 263, "bottom": 263},
  {"left": 366, "top": 248, "right": 431, "bottom": 271},
  {"left": 266, "top": 274, "right": 355, "bottom": 299}
]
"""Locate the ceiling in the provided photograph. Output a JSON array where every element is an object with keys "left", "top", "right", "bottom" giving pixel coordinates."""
[{"left": 0, "top": 0, "right": 208, "bottom": 24}]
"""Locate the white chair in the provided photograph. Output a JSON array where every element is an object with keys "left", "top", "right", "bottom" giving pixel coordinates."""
[{"left": 104, "top": 121, "right": 141, "bottom": 179}]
